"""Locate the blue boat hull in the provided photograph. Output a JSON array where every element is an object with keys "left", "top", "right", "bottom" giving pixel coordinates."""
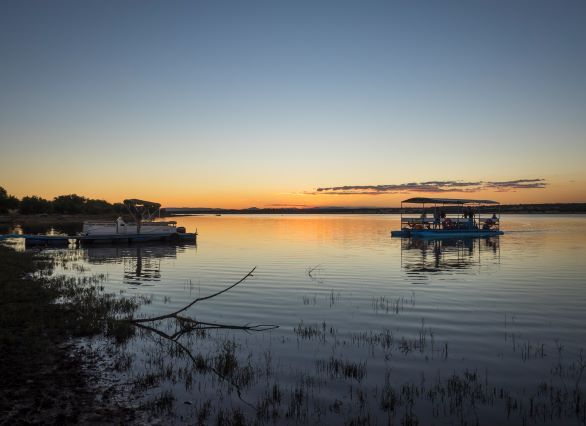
[
  {"left": 0, "top": 232, "right": 197, "bottom": 246},
  {"left": 391, "top": 229, "right": 503, "bottom": 238},
  {"left": 79, "top": 232, "right": 197, "bottom": 244}
]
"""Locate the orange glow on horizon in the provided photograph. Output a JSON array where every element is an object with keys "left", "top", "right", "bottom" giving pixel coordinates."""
[{"left": 2, "top": 178, "right": 584, "bottom": 209}]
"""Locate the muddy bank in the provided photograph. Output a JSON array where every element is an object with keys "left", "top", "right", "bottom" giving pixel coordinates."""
[{"left": 0, "top": 246, "right": 141, "bottom": 424}]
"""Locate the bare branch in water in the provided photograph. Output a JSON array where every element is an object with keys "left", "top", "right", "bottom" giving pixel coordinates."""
[
  {"left": 130, "top": 267, "right": 257, "bottom": 324},
  {"left": 176, "top": 315, "right": 278, "bottom": 332},
  {"left": 307, "top": 264, "right": 321, "bottom": 278},
  {"left": 124, "top": 267, "right": 278, "bottom": 338}
]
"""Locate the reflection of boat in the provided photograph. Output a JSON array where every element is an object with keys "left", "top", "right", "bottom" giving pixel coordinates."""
[
  {"left": 82, "top": 243, "right": 191, "bottom": 285},
  {"left": 401, "top": 236, "right": 500, "bottom": 275},
  {"left": 391, "top": 197, "right": 504, "bottom": 238},
  {"left": 83, "top": 244, "right": 182, "bottom": 264}
]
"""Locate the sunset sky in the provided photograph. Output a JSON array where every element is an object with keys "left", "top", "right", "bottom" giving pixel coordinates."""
[{"left": 1, "top": 1, "right": 585, "bottom": 208}]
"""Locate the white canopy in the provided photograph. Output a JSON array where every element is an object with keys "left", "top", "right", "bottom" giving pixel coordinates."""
[{"left": 401, "top": 197, "right": 499, "bottom": 205}]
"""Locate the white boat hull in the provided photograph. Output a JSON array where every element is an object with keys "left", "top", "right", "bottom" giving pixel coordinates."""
[{"left": 83, "top": 221, "right": 177, "bottom": 236}]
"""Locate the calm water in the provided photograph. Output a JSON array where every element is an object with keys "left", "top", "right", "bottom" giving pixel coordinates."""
[{"left": 6, "top": 215, "right": 586, "bottom": 424}]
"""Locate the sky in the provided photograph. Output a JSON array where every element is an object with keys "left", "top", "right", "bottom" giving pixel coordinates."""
[{"left": 1, "top": 0, "right": 585, "bottom": 208}]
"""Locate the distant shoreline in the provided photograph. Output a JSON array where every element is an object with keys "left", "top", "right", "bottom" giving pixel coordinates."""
[
  {"left": 162, "top": 203, "right": 586, "bottom": 216},
  {"left": 1, "top": 203, "right": 585, "bottom": 225}
]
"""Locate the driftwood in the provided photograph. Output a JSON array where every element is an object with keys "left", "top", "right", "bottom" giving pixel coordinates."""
[
  {"left": 126, "top": 266, "right": 278, "bottom": 336},
  {"left": 307, "top": 264, "right": 324, "bottom": 284},
  {"left": 307, "top": 264, "right": 321, "bottom": 278}
]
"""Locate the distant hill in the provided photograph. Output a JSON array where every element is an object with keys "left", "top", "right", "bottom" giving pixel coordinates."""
[{"left": 162, "top": 203, "right": 586, "bottom": 216}]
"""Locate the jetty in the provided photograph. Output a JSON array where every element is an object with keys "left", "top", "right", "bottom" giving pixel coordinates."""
[{"left": 0, "top": 231, "right": 197, "bottom": 247}]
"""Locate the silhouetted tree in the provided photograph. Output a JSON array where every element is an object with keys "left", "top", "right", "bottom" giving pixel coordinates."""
[
  {"left": 85, "top": 199, "right": 114, "bottom": 214},
  {"left": 0, "top": 186, "right": 20, "bottom": 214},
  {"left": 19, "top": 196, "right": 52, "bottom": 214},
  {"left": 52, "top": 194, "right": 87, "bottom": 214},
  {"left": 113, "top": 203, "right": 126, "bottom": 215}
]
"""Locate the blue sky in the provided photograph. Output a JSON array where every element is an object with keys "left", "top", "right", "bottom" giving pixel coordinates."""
[{"left": 1, "top": 0, "right": 585, "bottom": 206}]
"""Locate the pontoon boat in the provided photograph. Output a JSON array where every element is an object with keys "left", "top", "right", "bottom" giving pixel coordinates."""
[{"left": 390, "top": 197, "right": 503, "bottom": 238}]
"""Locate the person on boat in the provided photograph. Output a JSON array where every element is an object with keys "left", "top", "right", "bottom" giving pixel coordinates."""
[
  {"left": 433, "top": 208, "right": 441, "bottom": 229},
  {"left": 491, "top": 213, "right": 498, "bottom": 222},
  {"left": 442, "top": 217, "right": 453, "bottom": 229},
  {"left": 467, "top": 207, "right": 475, "bottom": 228},
  {"left": 116, "top": 217, "right": 126, "bottom": 233}
]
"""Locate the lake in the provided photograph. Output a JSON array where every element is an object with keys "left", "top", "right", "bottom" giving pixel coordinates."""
[{"left": 5, "top": 214, "right": 586, "bottom": 425}]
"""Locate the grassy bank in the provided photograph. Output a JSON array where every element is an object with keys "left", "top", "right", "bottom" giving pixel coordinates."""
[{"left": 0, "top": 245, "right": 139, "bottom": 423}]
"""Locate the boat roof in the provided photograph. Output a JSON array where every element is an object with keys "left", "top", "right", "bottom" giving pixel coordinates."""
[{"left": 401, "top": 197, "right": 499, "bottom": 205}]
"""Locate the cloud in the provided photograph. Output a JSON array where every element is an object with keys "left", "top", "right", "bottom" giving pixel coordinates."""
[
  {"left": 309, "top": 179, "right": 547, "bottom": 195},
  {"left": 483, "top": 179, "right": 548, "bottom": 190}
]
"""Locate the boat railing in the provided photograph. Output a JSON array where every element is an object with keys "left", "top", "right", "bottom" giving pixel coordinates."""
[
  {"left": 83, "top": 220, "right": 177, "bottom": 226},
  {"left": 400, "top": 215, "right": 499, "bottom": 230}
]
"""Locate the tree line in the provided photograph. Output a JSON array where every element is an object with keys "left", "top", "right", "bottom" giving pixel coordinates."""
[{"left": 0, "top": 186, "right": 125, "bottom": 215}]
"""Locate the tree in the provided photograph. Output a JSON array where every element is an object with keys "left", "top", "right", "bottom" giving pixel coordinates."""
[
  {"left": 19, "top": 196, "right": 52, "bottom": 214},
  {"left": 52, "top": 194, "right": 87, "bottom": 214},
  {"left": 85, "top": 199, "right": 114, "bottom": 214},
  {"left": 0, "top": 186, "right": 20, "bottom": 214},
  {"left": 113, "top": 203, "right": 126, "bottom": 215}
]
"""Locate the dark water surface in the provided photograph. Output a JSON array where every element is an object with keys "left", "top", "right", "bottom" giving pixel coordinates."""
[{"left": 5, "top": 215, "right": 586, "bottom": 424}]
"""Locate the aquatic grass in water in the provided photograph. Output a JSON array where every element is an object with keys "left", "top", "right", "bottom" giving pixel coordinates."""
[{"left": 315, "top": 356, "right": 367, "bottom": 382}]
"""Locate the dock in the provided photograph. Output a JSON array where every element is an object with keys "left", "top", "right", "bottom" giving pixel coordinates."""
[{"left": 0, "top": 232, "right": 197, "bottom": 247}]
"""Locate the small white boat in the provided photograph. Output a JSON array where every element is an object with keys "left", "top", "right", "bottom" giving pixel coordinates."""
[
  {"left": 391, "top": 197, "right": 504, "bottom": 238},
  {"left": 80, "top": 199, "right": 196, "bottom": 243}
]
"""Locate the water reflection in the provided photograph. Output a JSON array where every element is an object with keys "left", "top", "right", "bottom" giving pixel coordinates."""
[
  {"left": 401, "top": 236, "right": 500, "bottom": 276},
  {"left": 0, "top": 222, "right": 81, "bottom": 236},
  {"left": 81, "top": 243, "right": 196, "bottom": 286}
]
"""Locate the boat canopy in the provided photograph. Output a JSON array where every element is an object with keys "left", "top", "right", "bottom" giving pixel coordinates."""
[
  {"left": 123, "top": 199, "right": 161, "bottom": 210},
  {"left": 123, "top": 199, "right": 162, "bottom": 223},
  {"left": 401, "top": 197, "right": 499, "bottom": 205}
]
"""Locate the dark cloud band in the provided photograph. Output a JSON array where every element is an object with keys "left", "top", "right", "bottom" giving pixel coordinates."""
[{"left": 311, "top": 179, "right": 547, "bottom": 195}]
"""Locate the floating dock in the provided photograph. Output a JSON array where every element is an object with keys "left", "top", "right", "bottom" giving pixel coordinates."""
[{"left": 0, "top": 232, "right": 197, "bottom": 247}]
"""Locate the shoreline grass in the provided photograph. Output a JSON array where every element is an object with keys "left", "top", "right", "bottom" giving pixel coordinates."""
[{"left": 0, "top": 245, "right": 140, "bottom": 423}]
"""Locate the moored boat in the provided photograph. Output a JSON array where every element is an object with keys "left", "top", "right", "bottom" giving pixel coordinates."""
[{"left": 80, "top": 199, "right": 197, "bottom": 243}]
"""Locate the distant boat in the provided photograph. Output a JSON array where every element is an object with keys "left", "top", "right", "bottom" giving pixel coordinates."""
[{"left": 390, "top": 197, "right": 504, "bottom": 238}]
